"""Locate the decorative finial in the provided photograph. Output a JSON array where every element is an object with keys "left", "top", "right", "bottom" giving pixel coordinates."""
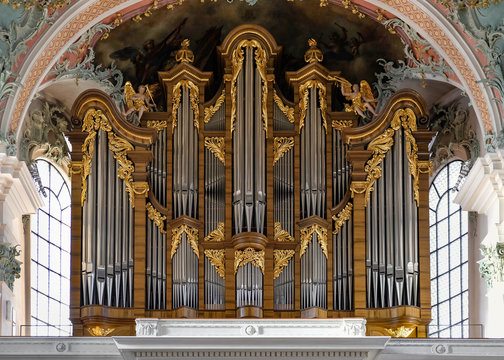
[
  {"left": 304, "top": 38, "right": 323, "bottom": 64},
  {"left": 176, "top": 39, "right": 194, "bottom": 63}
]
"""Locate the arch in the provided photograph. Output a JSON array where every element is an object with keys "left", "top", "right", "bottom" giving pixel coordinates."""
[{"left": 0, "top": 0, "right": 496, "bottom": 144}]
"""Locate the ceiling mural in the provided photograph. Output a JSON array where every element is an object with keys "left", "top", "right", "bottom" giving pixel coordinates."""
[
  {"left": 93, "top": 0, "right": 404, "bottom": 100},
  {"left": 0, "top": 0, "right": 501, "bottom": 158}
]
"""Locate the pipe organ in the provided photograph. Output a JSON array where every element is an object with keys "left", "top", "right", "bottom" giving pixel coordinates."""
[{"left": 67, "top": 25, "right": 434, "bottom": 337}]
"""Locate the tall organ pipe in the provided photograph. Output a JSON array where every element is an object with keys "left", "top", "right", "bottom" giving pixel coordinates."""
[
  {"left": 81, "top": 129, "right": 133, "bottom": 307},
  {"left": 366, "top": 128, "right": 419, "bottom": 308}
]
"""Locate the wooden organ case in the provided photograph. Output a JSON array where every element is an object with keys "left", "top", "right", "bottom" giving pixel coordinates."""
[{"left": 67, "top": 25, "right": 434, "bottom": 336}]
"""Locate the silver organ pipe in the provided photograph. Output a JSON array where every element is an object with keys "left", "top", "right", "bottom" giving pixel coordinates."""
[
  {"left": 81, "top": 129, "right": 133, "bottom": 307},
  {"left": 145, "top": 126, "right": 167, "bottom": 310},
  {"left": 172, "top": 234, "right": 198, "bottom": 309},
  {"left": 300, "top": 85, "right": 327, "bottom": 310},
  {"left": 204, "top": 140, "right": 225, "bottom": 309},
  {"left": 236, "top": 263, "right": 263, "bottom": 308},
  {"left": 233, "top": 47, "right": 266, "bottom": 235},
  {"left": 366, "top": 128, "right": 419, "bottom": 308},
  {"left": 273, "top": 134, "right": 294, "bottom": 310},
  {"left": 232, "top": 43, "right": 267, "bottom": 310},
  {"left": 172, "top": 82, "right": 200, "bottom": 310},
  {"left": 332, "top": 125, "right": 353, "bottom": 310}
]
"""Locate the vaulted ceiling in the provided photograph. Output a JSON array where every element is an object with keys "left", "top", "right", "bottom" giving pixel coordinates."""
[{"left": 1, "top": 0, "right": 503, "bottom": 159}]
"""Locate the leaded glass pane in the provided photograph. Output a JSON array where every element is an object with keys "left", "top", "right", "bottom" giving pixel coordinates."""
[
  {"left": 31, "top": 159, "right": 72, "bottom": 336},
  {"left": 429, "top": 161, "right": 468, "bottom": 338}
]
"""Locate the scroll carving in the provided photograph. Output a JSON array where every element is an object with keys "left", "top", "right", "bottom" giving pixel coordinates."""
[
  {"left": 171, "top": 224, "right": 199, "bottom": 259},
  {"left": 350, "top": 108, "right": 423, "bottom": 206},
  {"left": 230, "top": 39, "right": 268, "bottom": 136},
  {"left": 204, "top": 222, "right": 225, "bottom": 242},
  {"left": 300, "top": 224, "right": 328, "bottom": 259},
  {"left": 204, "top": 249, "right": 225, "bottom": 279},
  {"left": 273, "top": 89, "right": 295, "bottom": 123},
  {"left": 146, "top": 202, "right": 166, "bottom": 234},
  {"left": 273, "top": 137, "right": 294, "bottom": 166},
  {"left": 172, "top": 80, "right": 200, "bottom": 132},
  {"left": 204, "top": 137, "right": 225, "bottom": 165},
  {"left": 204, "top": 89, "right": 225, "bottom": 123},
  {"left": 298, "top": 80, "right": 328, "bottom": 134},
  {"left": 274, "top": 249, "right": 295, "bottom": 279},
  {"left": 332, "top": 202, "right": 353, "bottom": 234},
  {"left": 274, "top": 222, "right": 294, "bottom": 242},
  {"left": 81, "top": 109, "right": 139, "bottom": 207},
  {"left": 234, "top": 247, "right": 265, "bottom": 274}
]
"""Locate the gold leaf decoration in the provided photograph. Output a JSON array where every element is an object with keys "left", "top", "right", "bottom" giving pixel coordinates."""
[
  {"left": 332, "top": 202, "right": 353, "bottom": 234},
  {"left": 87, "top": 326, "right": 114, "bottom": 337},
  {"left": 204, "top": 222, "right": 225, "bottom": 242},
  {"left": 300, "top": 224, "right": 328, "bottom": 258},
  {"left": 274, "top": 222, "right": 294, "bottom": 242},
  {"left": 204, "top": 249, "right": 225, "bottom": 279},
  {"left": 204, "top": 89, "right": 225, "bottom": 123},
  {"left": 107, "top": 131, "right": 137, "bottom": 206},
  {"left": 298, "top": 80, "right": 328, "bottom": 134},
  {"left": 384, "top": 326, "right": 416, "bottom": 338},
  {"left": 341, "top": 0, "right": 366, "bottom": 19},
  {"left": 304, "top": 38, "right": 323, "bottom": 64},
  {"left": 81, "top": 109, "right": 139, "bottom": 208},
  {"left": 273, "top": 137, "right": 294, "bottom": 165},
  {"left": 175, "top": 38, "right": 194, "bottom": 63},
  {"left": 332, "top": 119, "right": 353, "bottom": 130},
  {"left": 234, "top": 247, "right": 265, "bottom": 274},
  {"left": 273, "top": 90, "right": 295, "bottom": 123},
  {"left": 146, "top": 202, "right": 166, "bottom": 234},
  {"left": 274, "top": 249, "right": 295, "bottom": 279},
  {"left": 81, "top": 109, "right": 110, "bottom": 206},
  {"left": 171, "top": 224, "right": 199, "bottom": 259},
  {"left": 350, "top": 108, "right": 424, "bottom": 206},
  {"left": 230, "top": 39, "right": 268, "bottom": 136},
  {"left": 147, "top": 120, "right": 167, "bottom": 131},
  {"left": 204, "top": 137, "right": 225, "bottom": 165},
  {"left": 172, "top": 80, "right": 200, "bottom": 132}
]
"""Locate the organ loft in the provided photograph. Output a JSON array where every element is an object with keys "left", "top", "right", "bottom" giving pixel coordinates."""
[{"left": 66, "top": 25, "right": 434, "bottom": 337}]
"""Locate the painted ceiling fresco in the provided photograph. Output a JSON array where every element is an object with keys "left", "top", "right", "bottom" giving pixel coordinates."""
[{"left": 94, "top": 0, "right": 404, "bottom": 99}]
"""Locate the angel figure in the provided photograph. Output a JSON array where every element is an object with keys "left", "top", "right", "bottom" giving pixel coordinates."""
[
  {"left": 122, "top": 81, "right": 156, "bottom": 123},
  {"left": 340, "top": 80, "right": 377, "bottom": 119}
]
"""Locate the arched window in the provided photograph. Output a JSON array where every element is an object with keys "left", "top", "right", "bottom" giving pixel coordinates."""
[
  {"left": 30, "top": 159, "right": 72, "bottom": 336},
  {"left": 429, "top": 160, "right": 468, "bottom": 338}
]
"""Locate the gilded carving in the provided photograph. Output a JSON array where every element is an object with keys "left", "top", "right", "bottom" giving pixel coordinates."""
[
  {"left": 384, "top": 326, "right": 416, "bottom": 338},
  {"left": 273, "top": 137, "right": 294, "bottom": 166},
  {"left": 350, "top": 108, "right": 423, "bottom": 206},
  {"left": 172, "top": 80, "right": 200, "bottom": 132},
  {"left": 332, "top": 119, "right": 353, "bottom": 130},
  {"left": 230, "top": 39, "right": 268, "bottom": 136},
  {"left": 204, "top": 137, "right": 225, "bottom": 165},
  {"left": 274, "top": 222, "right": 294, "bottom": 242},
  {"left": 171, "top": 224, "right": 199, "bottom": 259},
  {"left": 87, "top": 326, "right": 115, "bottom": 337},
  {"left": 274, "top": 249, "right": 295, "bottom": 279},
  {"left": 146, "top": 202, "right": 166, "bottom": 234},
  {"left": 175, "top": 39, "right": 194, "bottom": 63},
  {"left": 234, "top": 247, "right": 265, "bottom": 274},
  {"left": 273, "top": 90, "right": 295, "bottom": 123},
  {"left": 68, "top": 162, "right": 83, "bottom": 177},
  {"left": 108, "top": 131, "right": 137, "bottom": 206},
  {"left": 204, "top": 222, "right": 225, "bottom": 242},
  {"left": 304, "top": 38, "right": 323, "bottom": 64},
  {"left": 300, "top": 224, "right": 328, "bottom": 259},
  {"left": 204, "top": 89, "right": 225, "bottom": 123},
  {"left": 204, "top": 249, "right": 225, "bottom": 279},
  {"left": 298, "top": 80, "right": 328, "bottom": 134},
  {"left": 332, "top": 202, "right": 353, "bottom": 235},
  {"left": 147, "top": 120, "right": 168, "bottom": 131}
]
